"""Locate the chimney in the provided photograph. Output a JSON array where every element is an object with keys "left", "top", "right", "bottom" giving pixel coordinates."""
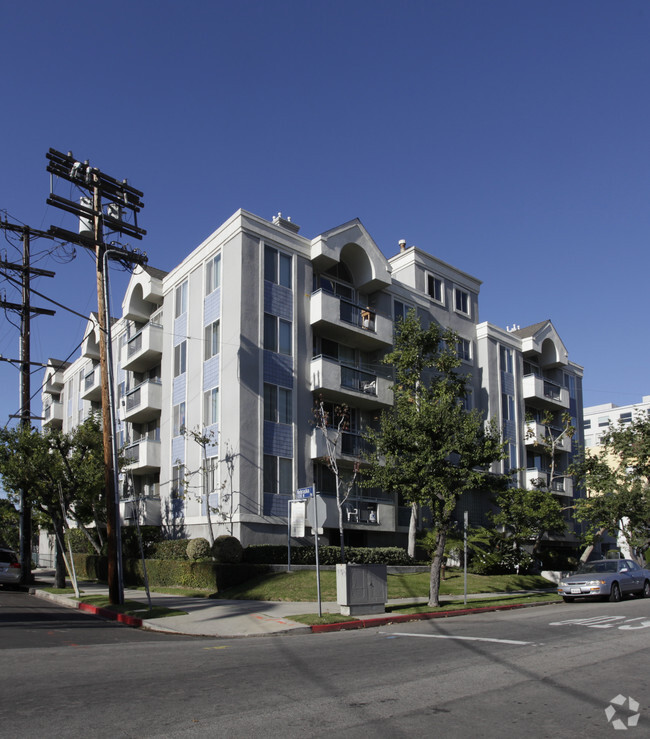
[{"left": 398, "top": 239, "right": 406, "bottom": 252}]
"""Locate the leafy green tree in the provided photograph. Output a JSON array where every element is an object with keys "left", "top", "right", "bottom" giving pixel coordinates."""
[
  {"left": 0, "top": 497, "right": 20, "bottom": 551},
  {"left": 0, "top": 417, "right": 106, "bottom": 587},
  {"left": 364, "top": 309, "right": 506, "bottom": 606},
  {"left": 489, "top": 486, "right": 565, "bottom": 569},
  {"left": 572, "top": 414, "right": 650, "bottom": 564}
]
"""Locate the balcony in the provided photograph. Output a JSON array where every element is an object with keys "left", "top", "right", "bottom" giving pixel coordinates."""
[
  {"left": 42, "top": 400, "right": 64, "bottom": 429},
  {"left": 44, "top": 367, "right": 66, "bottom": 394},
  {"left": 311, "top": 356, "right": 392, "bottom": 409},
  {"left": 81, "top": 366, "right": 102, "bottom": 401},
  {"left": 525, "top": 421, "right": 572, "bottom": 453},
  {"left": 120, "top": 497, "right": 161, "bottom": 526},
  {"left": 310, "top": 290, "right": 393, "bottom": 350},
  {"left": 123, "top": 380, "right": 163, "bottom": 424},
  {"left": 123, "top": 439, "right": 161, "bottom": 474},
  {"left": 122, "top": 321, "right": 163, "bottom": 372},
  {"left": 311, "top": 429, "right": 373, "bottom": 461},
  {"left": 522, "top": 374, "right": 569, "bottom": 410},
  {"left": 525, "top": 468, "right": 574, "bottom": 497}
]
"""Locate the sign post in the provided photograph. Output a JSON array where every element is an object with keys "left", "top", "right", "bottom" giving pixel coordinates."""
[
  {"left": 288, "top": 487, "right": 313, "bottom": 571},
  {"left": 307, "top": 493, "right": 326, "bottom": 618}
]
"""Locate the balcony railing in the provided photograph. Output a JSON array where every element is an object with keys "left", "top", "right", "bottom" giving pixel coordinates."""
[
  {"left": 311, "top": 355, "right": 393, "bottom": 409},
  {"left": 523, "top": 374, "right": 569, "bottom": 409},
  {"left": 122, "top": 321, "right": 163, "bottom": 372},
  {"left": 310, "top": 290, "right": 393, "bottom": 349}
]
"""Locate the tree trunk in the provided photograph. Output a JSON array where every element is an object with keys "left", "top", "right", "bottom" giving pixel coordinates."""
[
  {"left": 337, "top": 484, "right": 346, "bottom": 564},
  {"left": 579, "top": 527, "right": 606, "bottom": 563},
  {"left": 428, "top": 528, "right": 447, "bottom": 607},
  {"left": 407, "top": 503, "right": 418, "bottom": 558}
]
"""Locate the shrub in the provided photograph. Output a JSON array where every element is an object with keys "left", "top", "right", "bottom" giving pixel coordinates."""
[
  {"left": 151, "top": 539, "right": 189, "bottom": 560},
  {"left": 212, "top": 535, "right": 243, "bottom": 564},
  {"left": 121, "top": 525, "right": 163, "bottom": 559},
  {"left": 65, "top": 528, "right": 95, "bottom": 554},
  {"left": 186, "top": 537, "right": 212, "bottom": 561},
  {"left": 243, "top": 545, "right": 414, "bottom": 566}
]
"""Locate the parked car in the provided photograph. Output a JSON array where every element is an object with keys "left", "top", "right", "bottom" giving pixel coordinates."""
[
  {"left": 0, "top": 547, "right": 21, "bottom": 588},
  {"left": 558, "top": 558, "right": 650, "bottom": 603}
]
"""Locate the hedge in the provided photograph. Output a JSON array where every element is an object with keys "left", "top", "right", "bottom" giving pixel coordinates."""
[
  {"left": 71, "top": 553, "right": 268, "bottom": 592},
  {"left": 243, "top": 545, "right": 414, "bottom": 566}
]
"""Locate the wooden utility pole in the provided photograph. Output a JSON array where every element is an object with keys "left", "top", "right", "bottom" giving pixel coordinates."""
[
  {"left": 46, "top": 149, "right": 147, "bottom": 605},
  {"left": 0, "top": 221, "right": 55, "bottom": 584}
]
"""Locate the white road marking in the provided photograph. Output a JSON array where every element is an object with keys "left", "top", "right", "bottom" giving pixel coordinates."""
[{"left": 379, "top": 631, "right": 531, "bottom": 645}]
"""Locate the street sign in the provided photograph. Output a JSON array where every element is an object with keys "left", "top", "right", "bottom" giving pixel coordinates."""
[
  {"left": 296, "top": 486, "right": 314, "bottom": 499},
  {"left": 307, "top": 495, "right": 327, "bottom": 534},
  {"left": 290, "top": 500, "right": 306, "bottom": 538}
]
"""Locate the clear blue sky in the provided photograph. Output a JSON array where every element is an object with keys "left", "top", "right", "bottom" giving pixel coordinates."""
[{"left": 1, "top": 0, "right": 649, "bottom": 430}]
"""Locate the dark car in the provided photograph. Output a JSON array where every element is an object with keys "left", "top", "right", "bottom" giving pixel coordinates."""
[{"left": 558, "top": 558, "right": 650, "bottom": 603}]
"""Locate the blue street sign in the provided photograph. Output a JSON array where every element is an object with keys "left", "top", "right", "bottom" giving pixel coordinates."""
[{"left": 296, "top": 486, "right": 314, "bottom": 499}]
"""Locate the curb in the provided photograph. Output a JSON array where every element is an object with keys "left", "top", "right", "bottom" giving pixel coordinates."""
[
  {"left": 310, "top": 601, "right": 555, "bottom": 633},
  {"left": 31, "top": 589, "right": 144, "bottom": 628}
]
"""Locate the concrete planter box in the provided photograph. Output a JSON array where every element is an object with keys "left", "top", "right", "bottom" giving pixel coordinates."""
[{"left": 336, "top": 563, "right": 387, "bottom": 616}]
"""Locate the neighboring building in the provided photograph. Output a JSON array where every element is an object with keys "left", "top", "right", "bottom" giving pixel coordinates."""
[
  {"left": 582, "top": 396, "right": 650, "bottom": 559},
  {"left": 40, "top": 209, "right": 584, "bottom": 552},
  {"left": 583, "top": 396, "right": 650, "bottom": 450}
]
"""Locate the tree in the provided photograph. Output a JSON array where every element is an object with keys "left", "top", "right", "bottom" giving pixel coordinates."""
[
  {"left": 364, "top": 309, "right": 506, "bottom": 606},
  {"left": 313, "top": 398, "right": 360, "bottom": 564},
  {"left": 572, "top": 414, "right": 650, "bottom": 565},
  {"left": 0, "top": 417, "right": 106, "bottom": 587},
  {"left": 526, "top": 410, "right": 575, "bottom": 502},
  {"left": 0, "top": 498, "right": 20, "bottom": 551},
  {"left": 489, "top": 486, "right": 565, "bottom": 570}
]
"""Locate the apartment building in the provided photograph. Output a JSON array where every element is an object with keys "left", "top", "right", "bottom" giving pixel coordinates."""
[
  {"left": 583, "top": 396, "right": 650, "bottom": 450},
  {"left": 41, "top": 209, "right": 584, "bottom": 550}
]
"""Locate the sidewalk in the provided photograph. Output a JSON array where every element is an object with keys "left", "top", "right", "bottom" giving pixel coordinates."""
[{"left": 29, "top": 569, "right": 557, "bottom": 638}]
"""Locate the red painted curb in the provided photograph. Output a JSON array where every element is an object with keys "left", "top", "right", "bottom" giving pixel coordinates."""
[
  {"left": 78, "top": 601, "right": 143, "bottom": 628},
  {"left": 310, "top": 602, "right": 531, "bottom": 633}
]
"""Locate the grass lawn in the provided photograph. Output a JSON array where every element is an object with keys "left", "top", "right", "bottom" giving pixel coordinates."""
[{"left": 214, "top": 568, "right": 555, "bottom": 602}]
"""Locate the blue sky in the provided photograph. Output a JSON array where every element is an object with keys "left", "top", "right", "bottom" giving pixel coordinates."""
[{"left": 1, "top": 0, "right": 649, "bottom": 430}]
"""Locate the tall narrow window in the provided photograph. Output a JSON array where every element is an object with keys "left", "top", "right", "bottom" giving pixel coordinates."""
[
  {"left": 205, "top": 254, "right": 221, "bottom": 294},
  {"left": 175, "top": 280, "right": 188, "bottom": 318},
  {"left": 173, "top": 402, "right": 185, "bottom": 437},
  {"left": 427, "top": 274, "right": 442, "bottom": 303},
  {"left": 204, "top": 320, "right": 220, "bottom": 360},
  {"left": 174, "top": 341, "right": 187, "bottom": 376},
  {"left": 264, "top": 245, "right": 292, "bottom": 288},
  {"left": 204, "top": 387, "right": 219, "bottom": 426},
  {"left": 457, "top": 338, "right": 471, "bottom": 361}
]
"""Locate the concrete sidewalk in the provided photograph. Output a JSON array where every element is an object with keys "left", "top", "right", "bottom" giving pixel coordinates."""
[{"left": 29, "top": 569, "right": 557, "bottom": 637}]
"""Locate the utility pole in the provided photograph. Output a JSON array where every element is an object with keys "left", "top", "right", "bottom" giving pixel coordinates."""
[
  {"left": 0, "top": 221, "right": 56, "bottom": 584},
  {"left": 46, "top": 149, "right": 147, "bottom": 605}
]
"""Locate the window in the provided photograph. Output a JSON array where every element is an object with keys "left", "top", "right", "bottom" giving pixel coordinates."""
[
  {"left": 205, "top": 254, "right": 221, "bottom": 294},
  {"left": 264, "top": 314, "right": 292, "bottom": 355},
  {"left": 175, "top": 280, "right": 188, "bottom": 318},
  {"left": 501, "top": 393, "right": 515, "bottom": 421},
  {"left": 499, "top": 346, "right": 513, "bottom": 374},
  {"left": 205, "top": 457, "right": 219, "bottom": 494},
  {"left": 264, "top": 245, "right": 292, "bottom": 288},
  {"left": 171, "top": 464, "right": 184, "bottom": 498},
  {"left": 264, "top": 455, "right": 292, "bottom": 494},
  {"left": 394, "top": 300, "right": 411, "bottom": 322},
  {"left": 583, "top": 419, "right": 592, "bottom": 430},
  {"left": 598, "top": 416, "right": 610, "bottom": 427},
  {"left": 457, "top": 338, "right": 471, "bottom": 361},
  {"left": 173, "top": 402, "right": 185, "bottom": 437},
  {"left": 204, "top": 320, "right": 220, "bottom": 360},
  {"left": 426, "top": 274, "right": 443, "bottom": 303},
  {"left": 264, "top": 384, "right": 292, "bottom": 424},
  {"left": 454, "top": 289, "right": 469, "bottom": 315},
  {"left": 619, "top": 412, "right": 632, "bottom": 424},
  {"left": 174, "top": 340, "right": 187, "bottom": 376},
  {"left": 204, "top": 387, "right": 219, "bottom": 425}
]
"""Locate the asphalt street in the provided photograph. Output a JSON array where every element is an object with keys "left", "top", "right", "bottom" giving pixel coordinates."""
[{"left": 1, "top": 589, "right": 648, "bottom": 737}]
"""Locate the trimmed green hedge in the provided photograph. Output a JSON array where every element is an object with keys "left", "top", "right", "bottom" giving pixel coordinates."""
[
  {"left": 243, "top": 545, "right": 414, "bottom": 566},
  {"left": 71, "top": 554, "right": 268, "bottom": 591}
]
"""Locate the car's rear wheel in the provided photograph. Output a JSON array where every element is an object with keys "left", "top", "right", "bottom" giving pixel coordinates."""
[
  {"left": 562, "top": 596, "right": 575, "bottom": 603},
  {"left": 609, "top": 582, "right": 622, "bottom": 603},
  {"left": 642, "top": 580, "right": 650, "bottom": 598}
]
